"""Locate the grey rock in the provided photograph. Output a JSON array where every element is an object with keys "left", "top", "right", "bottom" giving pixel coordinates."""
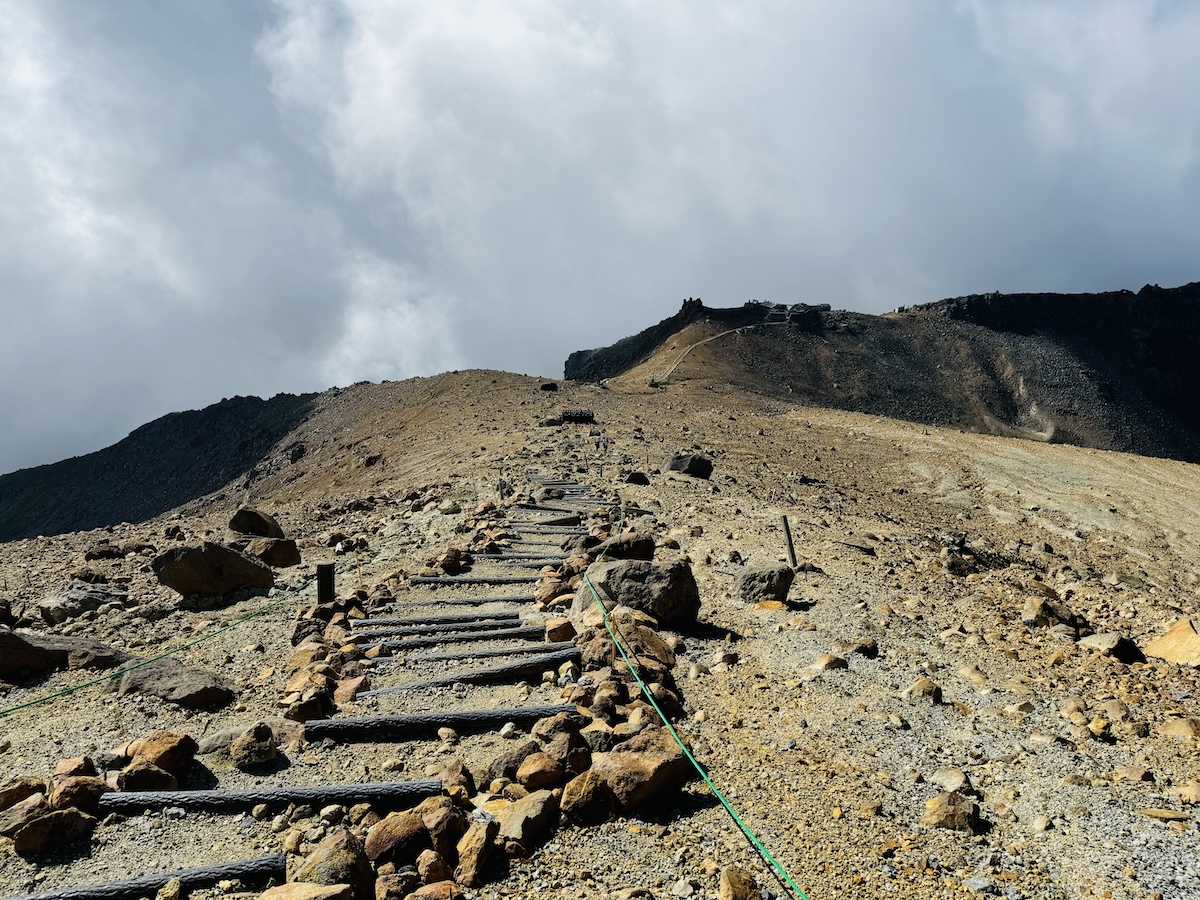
[
  {"left": 0, "top": 627, "right": 127, "bottom": 682},
  {"left": 736, "top": 566, "right": 795, "bottom": 604},
  {"left": 591, "top": 532, "right": 656, "bottom": 562},
  {"left": 39, "top": 580, "right": 128, "bottom": 625},
  {"left": 229, "top": 508, "right": 286, "bottom": 539},
  {"left": 115, "top": 657, "right": 235, "bottom": 708},
  {"left": 660, "top": 452, "right": 713, "bottom": 479},
  {"left": 571, "top": 558, "right": 701, "bottom": 629},
  {"left": 152, "top": 541, "right": 274, "bottom": 598}
]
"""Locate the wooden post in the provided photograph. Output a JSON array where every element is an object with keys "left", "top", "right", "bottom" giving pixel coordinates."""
[
  {"left": 316, "top": 563, "right": 335, "bottom": 605},
  {"left": 780, "top": 515, "right": 797, "bottom": 568}
]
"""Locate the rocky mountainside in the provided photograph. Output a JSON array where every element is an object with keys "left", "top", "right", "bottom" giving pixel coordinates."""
[
  {"left": 0, "top": 393, "right": 315, "bottom": 542},
  {"left": 566, "top": 282, "right": 1200, "bottom": 464},
  {"left": 3, "top": 370, "right": 1200, "bottom": 900}
]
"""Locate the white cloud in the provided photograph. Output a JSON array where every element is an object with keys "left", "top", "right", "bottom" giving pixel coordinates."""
[
  {"left": 321, "top": 252, "right": 463, "bottom": 385},
  {"left": 2, "top": 1, "right": 1199, "bottom": 473}
]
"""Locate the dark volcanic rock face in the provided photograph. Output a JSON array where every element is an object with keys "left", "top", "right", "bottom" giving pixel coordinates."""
[
  {"left": 0, "top": 393, "right": 315, "bottom": 542},
  {"left": 565, "top": 282, "right": 1200, "bottom": 464}
]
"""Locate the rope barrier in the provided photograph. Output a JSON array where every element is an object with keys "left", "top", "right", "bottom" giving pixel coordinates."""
[
  {"left": 0, "top": 572, "right": 320, "bottom": 720},
  {"left": 584, "top": 498, "right": 811, "bottom": 900},
  {"left": 0, "top": 491, "right": 453, "bottom": 722}
]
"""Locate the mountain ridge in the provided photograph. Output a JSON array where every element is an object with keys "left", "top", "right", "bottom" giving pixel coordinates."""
[{"left": 565, "top": 281, "right": 1200, "bottom": 464}]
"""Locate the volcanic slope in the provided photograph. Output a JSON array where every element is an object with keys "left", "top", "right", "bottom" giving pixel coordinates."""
[
  {"left": 1, "top": 371, "right": 1200, "bottom": 900},
  {"left": 568, "top": 282, "right": 1200, "bottom": 465}
]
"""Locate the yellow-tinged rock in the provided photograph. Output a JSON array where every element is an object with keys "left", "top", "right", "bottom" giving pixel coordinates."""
[
  {"left": 1160, "top": 718, "right": 1200, "bottom": 739},
  {"left": 258, "top": 886, "right": 352, "bottom": 900},
  {"left": 1138, "top": 808, "right": 1190, "bottom": 822},
  {"left": 1146, "top": 617, "right": 1200, "bottom": 666}
]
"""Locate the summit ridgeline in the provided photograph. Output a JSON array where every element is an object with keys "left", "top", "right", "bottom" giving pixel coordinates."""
[{"left": 565, "top": 282, "right": 1200, "bottom": 463}]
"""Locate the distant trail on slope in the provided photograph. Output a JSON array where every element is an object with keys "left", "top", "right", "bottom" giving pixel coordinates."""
[{"left": 655, "top": 321, "right": 788, "bottom": 384}]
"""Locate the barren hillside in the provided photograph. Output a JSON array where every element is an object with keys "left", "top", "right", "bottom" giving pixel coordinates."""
[
  {"left": 2, "top": 370, "right": 1200, "bottom": 900},
  {"left": 568, "top": 283, "right": 1200, "bottom": 465}
]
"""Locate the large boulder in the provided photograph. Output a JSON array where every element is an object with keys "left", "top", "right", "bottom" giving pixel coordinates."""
[
  {"left": 736, "top": 566, "right": 795, "bottom": 605},
  {"left": 572, "top": 558, "right": 700, "bottom": 629},
  {"left": 243, "top": 538, "right": 302, "bottom": 568},
  {"left": 229, "top": 508, "right": 286, "bottom": 539},
  {"left": 590, "top": 532, "right": 655, "bottom": 562},
  {"left": 152, "top": 542, "right": 274, "bottom": 598},
  {"left": 0, "top": 627, "right": 127, "bottom": 682},
  {"left": 660, "top": 452, "right": 713, "bottom": 479},
  {"left": 38, "top": 581, "right": 128, "bottom": 625},
  {"left": 589, "top": 727, "right": 692, "bottom": 812},
  {"left": 115, "top": 657, "right": 235, "bottom": 708}
]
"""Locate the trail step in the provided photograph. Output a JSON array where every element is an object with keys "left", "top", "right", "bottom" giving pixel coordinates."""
[
  {"left": 358, "top": 647, "right": 581, "bottom": 696},
  {"left": 305, "top": 704, "right": 579, "bottom": 741}
]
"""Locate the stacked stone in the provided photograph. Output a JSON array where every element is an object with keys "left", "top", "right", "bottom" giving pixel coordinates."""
[{"left": 285, "top": 591, "right": 373, "bottom": 720}]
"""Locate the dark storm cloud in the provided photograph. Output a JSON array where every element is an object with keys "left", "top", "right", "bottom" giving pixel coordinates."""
[{"left": 3, "top": 1, "right": 1199, "bottom": 474}]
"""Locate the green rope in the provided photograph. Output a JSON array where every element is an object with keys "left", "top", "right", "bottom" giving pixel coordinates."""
[
  {"left": 0, "top": 573, "right": 317, "bottom": 720},
  {"left": 584, "top": 494, "right": 811, "bottom": 900}
]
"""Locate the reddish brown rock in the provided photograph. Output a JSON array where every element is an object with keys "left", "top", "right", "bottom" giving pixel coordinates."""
[
  {"left": 365, "top": 810, "right": 428, "bottom": 865},
  {"left": 419, "top": 801, "right": 467, "bottom": 862},
  {"left": 0, "top": 776, "right": 45, "bottom": 813},
  {"left": 49, "top": 776, "right": 110, "bottom": 814},
  {"left": 416, "top": 849, "right": 453, "bottom": 885},
  {"left": 438, "top": 759, "right": 475, "bottom": 797},
  {"left": 516, "top": 752, "right": 563, "bottom": 791},
  {"left": 590, "top": 727, "right": 691, "bottom": 812},
  {"left": 560, "top": 769, "right": 614, "bottom": 825},
  {"left": 54, "top": 756, "right": 96, "bottom": 778},
  {"left": 402, "top": 883, "right": 461, "bottom": 900},
  {"left": 116, "top": 759, "right": 178, "bottom": 792},
  {"left": 544, "top": 618, "right": 577, "bottom": 642},
  {"left": 0, "top": 793, "right": 49, "bottom": 837},
  {"left": 13, "top": 807, "right": 96, "bottom": 854},
  {"left": 454, "top": 817, "right": 499, "bottom": 888},
  {"left": 127, "top": 731, "right": 198, "bottom": 777},
  {"left": 334, "top": 676, "right": 369, "bottom": 704},
  {"left": 259, "top": 885, "right": 353, "bottom": 900}
]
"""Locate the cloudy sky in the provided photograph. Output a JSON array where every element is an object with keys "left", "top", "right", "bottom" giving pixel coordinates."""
[{"left": 2, "top": 0, "right": 1199, "bottom": 475}]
